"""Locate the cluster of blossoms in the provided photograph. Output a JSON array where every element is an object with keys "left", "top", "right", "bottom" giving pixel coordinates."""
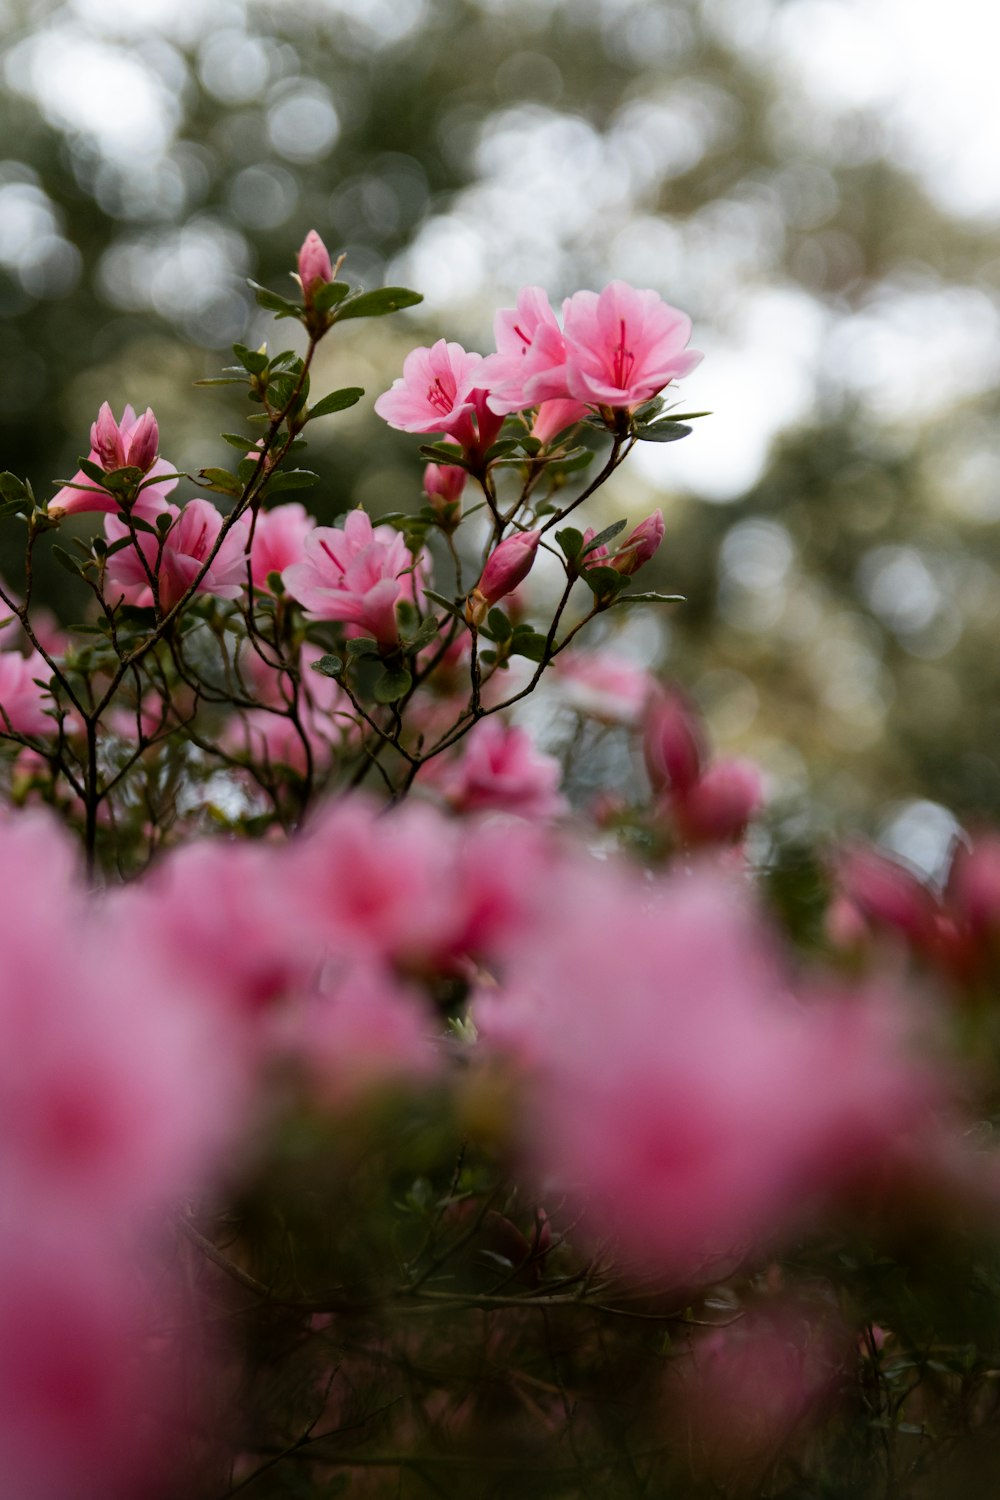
[{"left": 2, "top": 230, "right": 999, "bottom": 1499}]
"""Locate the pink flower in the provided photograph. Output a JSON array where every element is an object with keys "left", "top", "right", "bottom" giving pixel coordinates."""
[
  {"left": 531, "top": 397, "right": 590, "bottom": 445},
  {"left": 552, "top": 649, "right": 653, "bottom": 726},
  {"left": 563, "top": 281, "right": 701, "bottom": 410},
  {"left": 468, "top": 530, "right": 540, "bottom": 623},
  {"left": 105, "top": 499, "right": 251, "bottom": 611},
  {"left": 425, "top": 718, "right": 566, "bottom": 820},
  {"left": 282, "top": 508, "right": 425, "bottom": 649},
  {"left": 481, "top": 287, "right": 574, "bottom": 415},
  {"left": 0, "top": 650, "right": 53, "bottom": 737},
  {"left": 49, "top": 403, "right": 177, "bottom": 520},
  {"left": 250, "top": 502, "right": 315, "bottom": 591},
  {"left": 296, "top": 228, "right": 333, "bottom": 298},
  {"left": 422, "top": 462, "right": 466, "bottom": 527},
  {"left": 374, "top": 340, "right": 503, "bottom": 456}
]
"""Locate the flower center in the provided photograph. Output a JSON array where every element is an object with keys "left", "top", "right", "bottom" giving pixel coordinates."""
[
  {"left": 612, "top": 319, "right": 636, "bottom": 391},
  {"left": 426, "top": 376, "right": 455, "bottom": 415}
]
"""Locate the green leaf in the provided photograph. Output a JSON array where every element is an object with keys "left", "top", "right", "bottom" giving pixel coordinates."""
[
  {"left": 312, "top": 280, "right": 351, "bottom": 312},
  {"left": 405, "top": 615, "right": 441, "bottom": 651},
  {"left": 0, "top": 473, "right": 27, "bottom": 503},
  {"left": 633, "top": 422, "right": 692, "bottom": 443},
  {"left": 101, "top": 465, "right": 145, "bottom": 494},
  {"left": 423, "top": 588, "right": 465, "bottom": 621},
  {"left": 611, "top": 591, "right": 685, "bottom": 605},
  {"left": 308, "top": 386, "right": 365, "bottom": 419},
  {"left": 266, "top": 372, "right": 300, "bottom": 409},
  {"left": 220, "top": 432, "right": 256, "bottom": 450},
  {"left": 554, "top": 526, "right": 583, "bottom": 561},
  {"left": 483, "top": 438, "right": 522, "bottom": 461},
  {"left": 198, "top": 467, "right": 242, "bottom": 496},
  {"left": 581, "top": 564, "right": 626, "bottom": 598},
  {"left": 547, "top": 448, "right": 595, "bottom": 474},
  {"left": 346, "top": 636, "right": 380, "bottom": 658},
  {"left": 0, "top": 497, "right": 28, "bottom": 518},
  {"left": 237, "top": 458, "right": 259, "bottom": 486},
  {"left": 333, "top": 287, "right": 423, "bottom": 322},
  {"left": 247, "top": 279, "right": 302, "bottom": 318},
  {"left": 137, "top": 470, "right": 185, "bottom": 491},
  {"left": 231, "top": 342, "right": 269, "bottom": 375},
  {"left": 310, "top": 654, "right": 344, "bottom": 678},
  {"left": 418, "top": 443, "right": 469, "bottom": 468},
  {"left": 103, "top": 535, "right": 137, "bottom": 557},
  {"left": 77, "top": 458, "right": 108, "bottom": 486},
  {"left": 373, "top": 665, "right": 413, "bottom": 703},
  {"left": 487, "top": 607, "right": 512, "bottom": 641},
  {"left": 193, "top": 376, "right": 248, "bottom": 387},
  {"left": 581, "top": 518, "right": 627, "bottom": 557},
  {"left": 264, "top": 469, "right": 319, "bottom": 493},
  {"left": 120, "top": 514, "right": 158, "bottom": 535},
  {"left": 510, "top": 630, "right": 549, "bottom": 662},
  {"left": 51, "top": 544, "right": 86, "bottom": 578}
]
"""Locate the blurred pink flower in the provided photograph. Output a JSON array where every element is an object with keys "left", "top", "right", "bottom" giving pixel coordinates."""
[
  {"left": 0, "top": 650, "right": 54, "bottom": 738},
  {"left": 425, "top": 719, "right": 565, "bottom": 820},
  {"left": 552, "top": 649, "right": 653, "bottom": 725},
  {"left": 250, "top": 502, "right": 315, "bottom": 591},
  {"left": 105, "top": 499, "right": 251, "bottom": 610},
  {"left": 643, "top": 686, "right": 706, "bottom": 796},
  {"left": 282, "top": 508, "right": 424, "bottom": 648},
  {"left": 49, "top": 403, "right": 178, "bottom": 520},
  {"left": 563, "top": 281, "right": 701, "bottom": 410},
  {"left": 673, "top": 757, "right": 765, "bottom": 845}
]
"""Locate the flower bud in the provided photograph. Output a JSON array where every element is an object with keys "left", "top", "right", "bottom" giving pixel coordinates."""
[
  {"left": 90, "top": 402, "right": 126, "bottom": 471},
  {"left": 467, "top": 530, "right": 540, "bottom": 623},
  {"left": 126, "top": 408, "right": 159, "bottom": 474},
  {"left": 642, "top": 688, "right": 705, "bottom": 796},
  {"left": 297, "top": 229, "right": 333, "bottom": 301},
  {"left": 422, "top": 463, "right": 466, "bottom": 529},
  {"left": 613, "top": 509, "right": 664, "bottom": 575},
  {"left": 672, "top": 758, "right": 764, "bottom": 845}
]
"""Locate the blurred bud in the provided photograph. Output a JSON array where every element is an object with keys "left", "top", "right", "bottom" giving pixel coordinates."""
[
  {"left": 642, "top": 687, "right": 705, "bottom": 796},
  {"left": 90, "top": 402, "right": 126, "bottom": 471},
  {"left": 297, "top": 229, "right": 333, "bottom": 300},
  {"left": 423, "top": 463, "right": 466, "bottom": 529},
  {"left": 467, "top": 530, "right": 540, "bottom": 624},
  {"left": 948, "top": 834, "right": 1000, "bottom": 939},
  {"left": 673, "top": 758, "right": 764, "bottom": 845},
  {"left": 836, "top": 845, "right": 938, "bottom": 950},
  {"left": 613, "top": 509, "right": 664, "bottom": 575}
]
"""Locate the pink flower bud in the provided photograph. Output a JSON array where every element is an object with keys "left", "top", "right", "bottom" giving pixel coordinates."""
[
  {"left": 297, "top": 229, "right": 333, "bottom": 300},
  {"left": 126, "top": 408, "right": 159, "bottom": 474},
  {"left": 672, "top": 757, "right": 764, "bottom": 844},
  {"left": 423, "top": 463, "right": 466, "bottom": 528},
  {"left": 642, "top": 688, "right": 705, "bottom": 795},
  {"left": 471, "top": 530, "right": 540, "bottom": 616},
  {"left": 90, "top": 402, "right": 126, "bottom": 471},
  {"left": 613, "top": 509, "right": 664, "bottom": 575}
]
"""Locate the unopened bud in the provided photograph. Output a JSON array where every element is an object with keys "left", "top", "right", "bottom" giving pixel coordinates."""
[
  {"left": 672, "top": 758, "right": 764, "bottom": 844},
  {"left": 474, "top": 529, "right": 540, "bottom": 608},
  {"left": 297, "top": 229, "right": 333, "bottom": 301},
  {"left": 423, "top": 463, "right": 466, "bottom": 529},
  {"left": 126, "top": 407, "right": 159, "bottom": 474},
  {"left": 613, "top": 509, "right": 664, "bottom": 576},
  {"left": 642, "top": 688, "right": 705, "bottom": 796},
  {"left": 90, "top": 402, "right": 126, "bottom": 471}
]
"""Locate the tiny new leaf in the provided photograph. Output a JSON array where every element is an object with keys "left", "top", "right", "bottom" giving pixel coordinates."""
[{"left": 310, "top": 654, "right": 344, "bottom": 678}]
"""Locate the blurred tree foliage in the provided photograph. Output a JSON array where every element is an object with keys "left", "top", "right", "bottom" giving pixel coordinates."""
[{"left": 2, "top": 0, "right": 999, "bottom": 837}]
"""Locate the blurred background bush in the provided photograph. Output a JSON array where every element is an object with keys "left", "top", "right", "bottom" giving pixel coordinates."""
[{"left": 2, "top": 0, "right": 998, "bottom": 859}]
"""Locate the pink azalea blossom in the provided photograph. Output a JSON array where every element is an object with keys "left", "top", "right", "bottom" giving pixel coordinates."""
[
  {"left": 481, "top": 286, "right": 574, "bottom": 415},
  {"left": 49, "top": 403, "right": 178, "bottom": 520},
  {"left": 0, "top": 650, "right": 54, "bottom": 737},
  {"left": 249, "top": 502, "right": 315, "bottom": 591},
  {"left": 424, "top": 718, "right": 566, "bottom": 820},
  {"left": 105, "top": 499, "right": 251, "bottom": 610},
  {"left": 282, "top": 508, "right": 425, "bottom": 649},
  {"left": 563, "top": 281, "right": 701, "bottom": 410},
  {"left": 531, "top": 397, "right": 590, "bottom": 445},
  {"left": 673, "top": 757, "right": 765, "bottom": 845},
  {"left": 374, "top": 340, "right": 502, "bottom": 456}
]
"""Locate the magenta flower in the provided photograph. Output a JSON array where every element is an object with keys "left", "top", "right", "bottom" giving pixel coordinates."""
[
  {"left": 481, "top": 286, "right": 574, "bottom": 415},
  {"left": 563, "top": 281, "right": 702, "bottom": 410},
  {"left": 105, "top": 499, "right": 251, "bottom": 611},
  {"left": 49, "top": 403, "right": 177, "bottom": 521},
  {"left": 282, "top": 508, "right": 425, "bottom": 649},
  {"left": 250, "top": 502, "right": 315, "bottom": 591},
  {"left": 374, "top": 340, "right": 503, "bottom": 456}
]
